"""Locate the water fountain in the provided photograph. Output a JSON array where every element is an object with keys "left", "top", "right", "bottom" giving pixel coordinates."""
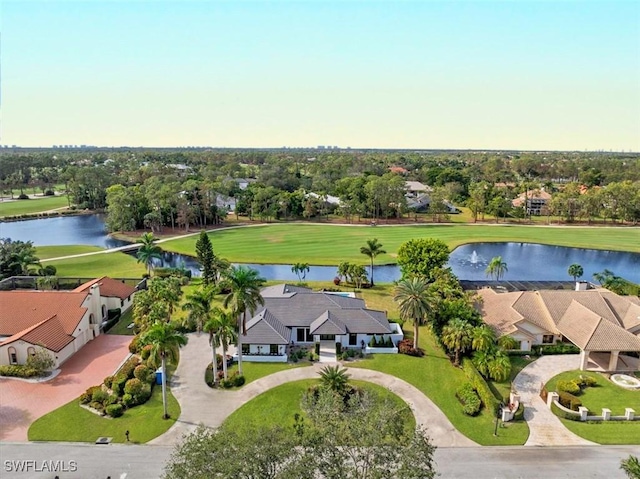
[{"left": 470, "top": 250, "right": 479, "bottom": 265}]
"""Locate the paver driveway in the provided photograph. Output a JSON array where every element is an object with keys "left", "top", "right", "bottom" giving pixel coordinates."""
[{"left": 0, "top": 334, "right": 131, "bottom": 442}]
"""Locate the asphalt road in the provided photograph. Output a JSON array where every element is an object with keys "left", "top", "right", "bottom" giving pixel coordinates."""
[{"left": 1, "top": 443, "right": 638, "bottom": 479}]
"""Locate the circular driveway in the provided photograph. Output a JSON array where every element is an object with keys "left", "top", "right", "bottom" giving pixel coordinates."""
[{"left": 0, "top": 334, "right": 132, "bottom": 442}]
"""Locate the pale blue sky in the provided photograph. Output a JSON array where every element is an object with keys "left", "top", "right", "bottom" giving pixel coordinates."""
[{"left": 2, "top": 1, "right": 639, "bottom": 150}]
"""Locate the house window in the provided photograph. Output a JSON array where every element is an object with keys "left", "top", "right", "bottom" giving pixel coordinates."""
[
  {"left": 297, "top": 328, "right": 305, "bottom": 342},
  {"left": 542, "top": 335, "right": 554, "bottom": 344},
  {"left": 102, "top": 305, "right": 107, "bottom": 319},
  {"left": 349, "top": 334, "right": 357, "bottom": 346},
  {"left": 305, "top": 328, "right": 313, "bottom": 342},
  {"left": 8, "top": 347, "right": 17, "bottom": 365},
  {"left": 270, "top": 344, "right": 278, "bottom": 355},
  {"left": 89, "top": 313, "right": 96, "bottom": 324},
  {"left": 121, "top": 299, "right": 124, "bottom": 307},
  {"left": 27, "top": 347, "right": 36, "bottom": 357},
  {"left": 242, "top": 344, "right": 249, "bottom": 354}
]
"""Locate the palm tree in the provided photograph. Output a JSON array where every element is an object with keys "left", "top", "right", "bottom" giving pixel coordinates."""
[
  {"left": 487, "top": 350, "right": 511, "bottom": 382},
  {"left": 319, "top": 365, "right": 351, "bottom": 394},
  {"left": 568, "top": 263, "right": 584, "bottom": 282},
  {"left": 181, "top": 286, "right": 214, "bottom": 333},
  {"left": 485, "top": 256, "right": 508, "bottom": 282},
  {"left": 497, "top": 335, "right": 519, "bottom": 351},
  {"left": 291, "top": 262, "right": 310, "bottom": 283},
  {"left": 441, "top": 318, "right": 473, "bottom": 366},
  {"left": 203, "top": 308, "right": 237, "bottom": 381},
  {"left": 393, "top": 277, "right": 438, "bottom": 350},
  {"left": 360, "top": 238, "right": 386, "bottom": 286},
  {"left": 620, "top": 455, "right": 640, "bottom": 479},
  {"left": 471, "top": 325, "right": 496, "bottom": 353},
  {"left": 140, "top": 322, "right": 187, "bottom": 419},
  {"left": 10, "top": 247, "right": 41, "bottom": 275},
  {"left": 136, "top": 232, "right": 162, "bottom": 276},
  {"left": 222, "top": 266, "right": 266, "bottom": 375},
  {"left": 472, "top": 349, "right": 493, "bottom": 378}
]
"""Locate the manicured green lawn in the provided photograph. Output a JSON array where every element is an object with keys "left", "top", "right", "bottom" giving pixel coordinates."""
[
  {"left": 545, "top": 370, "right": 640, "bottom": 444},
  {"left": 349, "top": 327, "right": 530, "bottom": 446},
  {"left": 106, "top": 309, "right": 135, "bottom": 336},
  {"left": 206, "top": 361, "right": 311, "bottom": 387},
  {"left": 37, "top": 245, "right": 106, "bottom": 260},
  {"left": 28, "top": 384, "right": 180, "bottom": 444},
  {"left": 160, "top": 224, "right": 640, "bottom": 266},
  {"left": 0, "top": 195, "right": 70, "bottom": 217},
  {"left": 546, "top": 371, "right": 639, "bottom": 416},
  {"left": 43, "top": 251, "right": 146, "bottom": 278},
  {"left": 223, "top": 379, "right": 415, "bottom": 433}
]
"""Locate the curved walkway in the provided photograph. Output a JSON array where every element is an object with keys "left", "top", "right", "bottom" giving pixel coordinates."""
[
  {"left": 513, "top": 355, "right": 596, "bottom": 446},
  {"left": 150, "top": 333, "right": 477, "bottom": 447}
]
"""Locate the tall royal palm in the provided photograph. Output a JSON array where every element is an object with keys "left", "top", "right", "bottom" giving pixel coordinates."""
[
  {"left": 204, "top": 308, "right": 238, "bottom": 380},
  {"left": 136, "top": 232, "right": 162, "bottom": 276},
  {"left": 360, "top": 238, "right": 386, "bottom": 287},
  {"left": 485, "top": 256, "right": 508, "bottom": 282},
  {"left": 393, "top": 277, "right": 437, "bottom": 350},
  {"left": 223, "top": 266, "right": 266, "bottom": 375},
  {"left": 140, "top": 322, "right": 187, "bottom": 419}
]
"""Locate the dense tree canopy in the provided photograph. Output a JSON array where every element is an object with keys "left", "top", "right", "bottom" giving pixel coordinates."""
[{"left": 397, "top": 238, "right": 450, "bottom": 281}]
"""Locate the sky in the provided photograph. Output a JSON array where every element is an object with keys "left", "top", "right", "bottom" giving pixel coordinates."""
[{"left": 1, "top": 0, "right": 639, "bottom": 151}]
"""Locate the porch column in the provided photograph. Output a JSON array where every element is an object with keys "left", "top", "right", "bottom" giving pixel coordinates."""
[
  {"left": 579, "top": 350, "right": 590, "bottom": 371},
  {"left": 608, "top": 351, "right": 619, "bottom": 371}
]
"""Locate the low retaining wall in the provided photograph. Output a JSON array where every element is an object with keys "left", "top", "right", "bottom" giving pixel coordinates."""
[
  {"left": 547, "top": 392, "right": 637, "bottom": 422},
  {"left": 233, "top": 354, "right": 288, "bottom": 363},
  {"left": 365, "top": 346, "right": 398, "bottom": 354}
]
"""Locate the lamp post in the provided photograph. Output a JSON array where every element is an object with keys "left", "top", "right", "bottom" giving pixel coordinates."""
[{"left": 493, "top": 402, "right": 504, "bottom": 436}]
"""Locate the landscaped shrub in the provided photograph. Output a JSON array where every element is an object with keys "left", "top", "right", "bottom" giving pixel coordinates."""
[
  {"left": 577, "top": 375, "right": 598, "bottom": 388},
  {"left": 397, "top": 339, "right": 424, "bottom": 357},
  {"left": 533, "top": 343, "right": 580, "bottom": 355},
  {"left": 128, "top": 337, "right": 140, "bottom": 354},
  {"left": 558, "top": 391, "right": 582, "bottom": 411},
  {"left": 119, "top": 356, "right": 141, "bottom": 379},
  {"left": 369, "top": 336, "right": 378, "bottom": 347},
  {"left": 89, "top": 401, "right": 104, "bottom": 413},
  {"left": 105, "top": 404, "right": 124, "bottom": 418},
  {"left": 385, "top": 336, "right": 394, "bottom": 347},
  {"left": 91, "top": 389, "right": 108, "bottom": 405},
  {"left": 135, "top": 383, "right": 152, "bottom": 405},
  {"left": 79, "top": 393, "right": 91, "bottom": 404},
  {"left": 134, "top": 365, "right": 153, "bottom": 383},
  {"left": 122, "top": 393, "right": 135, "bottom": 407},
  {"left": 18, "top": 193, "right": 29, "bottom": 200},
  {"left": 124, "top": 378, "right": 144, "bottom": 397},
  {"left": 140, "top": 344, "right": 153, "bottom": 361},
  {"left": 233, "top": 374, "right": 246, "bottom": 387},
  {"left": 111, "top": 375, "right": 128, "bottom": 396},
  {"left": 220, "top": 378, "right": 233, "bottom": 389},
  {"left": 103, "top": 375, "right": 115, "bottom": 389},
  {"left": 0, "top": 365, "right": 39, "bottom": 378},
  {"left": 557, "top": 380, "right": 581, "bottom": 395},
  {"left": 462, "top": 358, "right": 500, "bottom": 415},
  {"left": 105, "top": 393, "right": 119, "bottom": 406},
  {"left": 456, "top": 382, "right": 482, "bottom": 416}
]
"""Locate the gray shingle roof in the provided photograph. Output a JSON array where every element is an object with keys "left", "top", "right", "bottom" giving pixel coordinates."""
[
  {"left": 310, "top": 311, "right": 347, "bottom": 335},
  {"left": 243, "top": 309, "right": 291, "bottom": 345}
]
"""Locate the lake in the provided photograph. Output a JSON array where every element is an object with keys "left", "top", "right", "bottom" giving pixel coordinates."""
[{"left": 2, "top": 215, "right": 639, "bottom": 282}]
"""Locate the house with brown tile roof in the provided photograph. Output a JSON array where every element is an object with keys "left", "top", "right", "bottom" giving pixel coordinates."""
[
  {"left": 511, "top": 189, "right": 552, "bottom": 216},
  {"left": 0, "top": 277, "right": 138, "bottom": 368},
  {"left": 476, "top": 287, "right": 640, "bottom": 371}
]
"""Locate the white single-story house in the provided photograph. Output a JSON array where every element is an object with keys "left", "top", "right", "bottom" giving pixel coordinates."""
[
  {"left": 476, "top": 287, "right": 640, "bottom": 371},
  {"left": 238, "top": 284, "right": 403, "bottom": 362},
  {"left": 0, "top": 277, "right": 138, "bottom": 368}
]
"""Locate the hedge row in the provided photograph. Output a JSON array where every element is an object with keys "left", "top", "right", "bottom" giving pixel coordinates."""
[
  {"left": 532, "top": 343, "right": 580, "bottom": 355},
  {"left": 455, "top": 382, "right": 481, "bottom": 416},
  {"left": 461, "top": 358, "right": 501, "bottom": 415},
  {"left": 558, "top": 391, "right": 582, "bottom": 411},
  {"left": 0, "top": 365, "right": 40, "bottom": 378}
]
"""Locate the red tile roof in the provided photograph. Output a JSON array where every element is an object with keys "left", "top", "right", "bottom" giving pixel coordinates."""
[{"left": 74, "top": 276, "right": 137, "bottom": 300}]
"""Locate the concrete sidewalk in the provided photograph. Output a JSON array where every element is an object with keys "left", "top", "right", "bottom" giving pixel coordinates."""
[
  {"left": 512, "top": 355, "right": 596, "bottom": 446},
  {"left": 150, "top": 333, "right": 477, "bottom": 447}
]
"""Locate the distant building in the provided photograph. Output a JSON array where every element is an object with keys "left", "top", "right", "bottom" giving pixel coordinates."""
[
  {"left": 404, "top": 181, "right": 432, "bottom": 198},
  {"left": 512, "top": 189, "right": 552, "bottom": 215}
]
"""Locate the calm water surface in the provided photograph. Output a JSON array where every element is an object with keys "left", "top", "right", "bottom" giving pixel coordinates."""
[{"left": 2, "top": 215, "right": 638, "bottom": 282}]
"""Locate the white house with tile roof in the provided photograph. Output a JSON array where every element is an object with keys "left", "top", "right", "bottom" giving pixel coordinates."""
[
  {"left": 238, "top": 284, "right": 403, "bottom": 362},
  {"left": 476, "top": 287, "right": 640, "bottom": 371},
  {"left": 0, "top": 277, "right": 138, "bottom": 368}
]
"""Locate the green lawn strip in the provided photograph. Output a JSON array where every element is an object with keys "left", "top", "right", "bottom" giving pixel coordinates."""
[
  {"left": 45, "top": 251, "right": 146, "bottom": 278},
  {"left": 546, "top": 371, "right": 640, "bottom": 416},
  {"left": 222, "top": 379, "right": 415, "bottom": 433},
  {"left": 106, "top": 309, "right": 135, "bottom": 336},
  {"left": 558, "top": 420, "right": 640, "bottom": 445},
  {"left": 160, "top": 224, "right": 640, "bottom": 266},
  {"left": 0, "top": 195, "right": 70, "bottom": 217},
  {"left": 37, "top": 245, "right": 106, "bottom": 260},
  {"left": 206, "top": 361, "right": 312, "bottom": 387},
  {"left": 349, "top": 328, "right": 529, "bottom": 445},
  {"left": 28, "top": 384, "right": 180, "bottom": 444}
]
